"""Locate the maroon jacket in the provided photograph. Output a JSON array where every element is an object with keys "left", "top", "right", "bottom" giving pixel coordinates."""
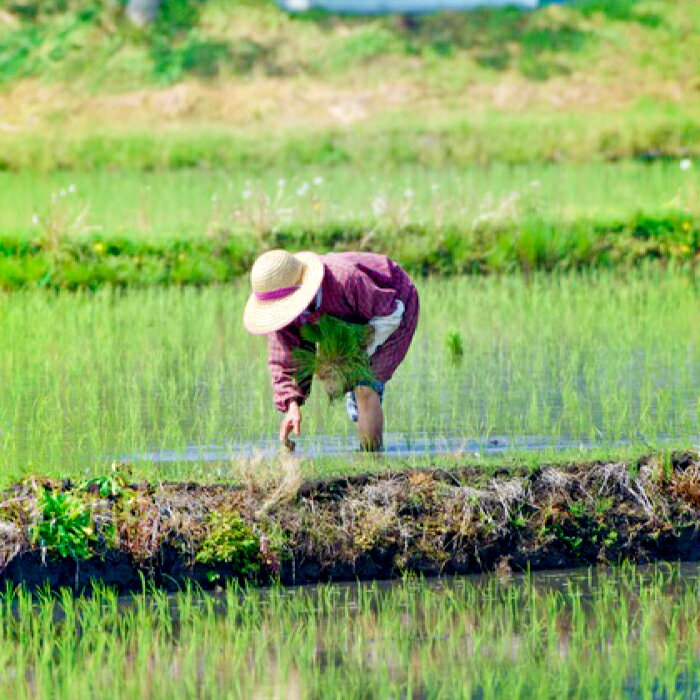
[{"left": 267, "top": 252, "right": 419, "bottom": 412}]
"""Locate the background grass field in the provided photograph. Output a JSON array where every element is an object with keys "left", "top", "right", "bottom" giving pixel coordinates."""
[
  {"left": 0, "top": 159, "right": 698, "bottom": 290},
  {"left": 0, "top": 0, "right": 699, "bottom": 170},
  {"left": 2, "top": 161, "right": 698, "bottom": 240}
]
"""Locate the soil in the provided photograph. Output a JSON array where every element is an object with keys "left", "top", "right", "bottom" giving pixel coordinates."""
[{"left": 2, "top": 452, "right": 700, "bottom": 592}]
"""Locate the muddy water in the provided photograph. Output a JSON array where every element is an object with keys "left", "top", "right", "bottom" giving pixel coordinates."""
[
  {"left": 124, "top": 432, "right": 700, "bottom": 462},
  {"left": 28, "top": 562, "right": 699, "bottom": 697},
  {"left": 149, "top": 563, "right": 700, "bottom": 697},
  {"left": 244, "top": 561, "right": 700, "bottom": 604}
]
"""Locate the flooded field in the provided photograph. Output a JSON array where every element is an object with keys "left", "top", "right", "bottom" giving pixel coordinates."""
[
  {"left": 130, "top": 432, "right": 700, "bottom": 462},
  {"left": 1, "top": 270, "right": 699, "bottom": 481},
  {"left": 1, "top": 563, "right": 698, "bottom": 698}
]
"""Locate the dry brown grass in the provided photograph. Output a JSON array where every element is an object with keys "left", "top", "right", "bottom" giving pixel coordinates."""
[
  {"left": 1, "top": 69, "right": 692, "bottom": 138},
  {"left": 233, "top": 453, "right": 304, "bottom": 518},
  {"left": 669, "top": 463, "right": 700, "bottom": 509}
]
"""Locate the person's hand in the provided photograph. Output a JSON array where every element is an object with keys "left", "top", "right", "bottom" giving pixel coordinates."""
[{"left": 280, "top": 400, "right": 302, "bottom": 449}]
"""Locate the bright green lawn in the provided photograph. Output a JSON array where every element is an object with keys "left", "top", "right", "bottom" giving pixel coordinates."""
[{"left": 1, "top": 268, "right": 698, "bottom": 483}]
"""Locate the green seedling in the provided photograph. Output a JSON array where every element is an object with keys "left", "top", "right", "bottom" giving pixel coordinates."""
[
  {"left": 294, "top": 315, "right": 376, "bottom": 401},
  {"left": 445, "top": 330, "right": 464, "bottom": 363},
  {"left": 0, "top": 564, "right": 693, "bottom": 697}
]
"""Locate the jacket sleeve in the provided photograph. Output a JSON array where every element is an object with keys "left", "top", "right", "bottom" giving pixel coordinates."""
[
  {"left": 347, "top": 266, "right": 400, "bottom": 321},
  {"left": 267, "top": 326, "right": 314, "bottom": 413}
]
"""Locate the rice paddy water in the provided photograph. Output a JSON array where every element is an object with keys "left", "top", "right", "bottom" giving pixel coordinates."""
[
  {"left": 0, "top": 563, "right": 697, "bottom": 698},
  {"left": 1, "top": 268, "right": 698, "bottom": 482}
]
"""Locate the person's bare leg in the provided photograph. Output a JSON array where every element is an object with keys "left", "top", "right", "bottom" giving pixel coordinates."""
[{"left": 355, "top": 385, "right": 384, "bottom": 451}]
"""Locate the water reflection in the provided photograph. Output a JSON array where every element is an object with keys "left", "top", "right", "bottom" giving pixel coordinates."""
[{"left": 124, "top": 432, "right": 700, "bottom": 463}]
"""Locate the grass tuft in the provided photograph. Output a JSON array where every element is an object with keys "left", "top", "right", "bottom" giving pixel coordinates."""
[
  {"left": 445, "top": 330, "right": 464, "bottom": 363},
  {"left": 294, "top": 315, "right": 375, "bottom": 401}
]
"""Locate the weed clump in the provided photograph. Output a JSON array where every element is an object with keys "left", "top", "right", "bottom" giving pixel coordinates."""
[
  {"left": 294, "top": 315, "right": 375, "bottom": 401},
  {"left": 196, "top": 510, "right": 260, "bottom": 576},
  {"left": 31, "top": 490, "right": 94, "bottom": 560}
]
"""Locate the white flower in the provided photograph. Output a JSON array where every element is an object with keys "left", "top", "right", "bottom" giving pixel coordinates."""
[
  {"left": 59, "top": 189, "right": 67, "bottom": 197},
  {"left": 530, "top": 180, "right": 541, "bottom": 188},
  {"left": 680, "top": 158, "right": 693, "bottom": 171},
  {"left": 404, "top": 188, "right": 414, "bottom": 199},
  {"left": 313, "top": 176, "right": 324, "bottom": 186},
  {"left": 277, "top": 178, "right": 286, "bottom": 189},
  {"left": 296, "top": 183, "right": 309, "bottom": 197},
  {"left": 32, "top": 214, "right": 40, "bottom": 225},
  {"left": 242, "top": 189, "right": 252, "bottom": 200},
  {"left": 68, "top": 184, "right": 76, "bottom": 194},
  {"left": 372, "top": 195, "right": 387, "bottom": 216},
  {"left": 211, "top": 194, "right": 218, "bottom": 203}
]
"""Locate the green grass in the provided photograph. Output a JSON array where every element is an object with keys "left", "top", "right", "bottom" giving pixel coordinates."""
[
  {"left": 1, "top": 107, "right": 699, "bottom": 171},
  {"left": 1, "top": 0, "right": 690, "bottom": 88},
  {"left": 0, "top": 1, "right": 699, "bottom": 169},
  {"left": 2, "top": 161, "right": 698, "bottom": 239},
  {"left": 0, "top": 161, "right": 697, "bottom": 289},
  {"left": 1, "top": 269, "right": 698, "bottom": 483},
  {"left": 0, "top": 564, "right": 697, "bottom": 698}
]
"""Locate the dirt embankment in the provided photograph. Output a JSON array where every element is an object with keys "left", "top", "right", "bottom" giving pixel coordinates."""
[{"left": 2, "top": 452, "right": 700, "bottom": 592}]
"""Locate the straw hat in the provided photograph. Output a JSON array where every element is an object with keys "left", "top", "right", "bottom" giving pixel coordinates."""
[{"left": 243, "top": 250, "right": 325, "bottom": 335}]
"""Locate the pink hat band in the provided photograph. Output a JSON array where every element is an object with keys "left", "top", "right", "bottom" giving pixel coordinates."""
[{"left": 255, "top": 285, "right": 301, "bottom": 302}]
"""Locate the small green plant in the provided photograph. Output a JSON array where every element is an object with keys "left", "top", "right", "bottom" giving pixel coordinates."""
[
  {"left": 445, "top": 330, "right": 464, "bottom": 363},
  {"left": 568, "top": 501, "right": 587, "bottom": 519},
  {"left": 196, "top": 511, "right": 260, "bottom": 576},
  {"left": 78, "top": 462, "right": 130, "bottom": 498},
  {"left": 31, "top": 490, "right": 94, "bottom": 560},
  {"left": 294, "top": 315, "right": 376, "bottom": 401}
]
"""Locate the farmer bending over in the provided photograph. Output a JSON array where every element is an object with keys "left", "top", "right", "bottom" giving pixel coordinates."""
[{"left": 243, "top": 250, "right": 420, "bottom": 451}]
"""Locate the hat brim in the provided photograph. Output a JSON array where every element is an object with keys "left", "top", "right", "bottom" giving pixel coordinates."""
[{"left": 243, "top": 252, "right": 325, "bottom": 335}]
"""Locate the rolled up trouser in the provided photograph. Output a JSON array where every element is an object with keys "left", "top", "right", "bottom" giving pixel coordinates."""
[{"left": 345, "top": 284, "right": 419, "bottom": 422}]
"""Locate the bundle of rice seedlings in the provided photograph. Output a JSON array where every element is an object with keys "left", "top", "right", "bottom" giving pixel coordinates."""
[{"left": 294, "top": 316, "right": 375, "bottom": 401}]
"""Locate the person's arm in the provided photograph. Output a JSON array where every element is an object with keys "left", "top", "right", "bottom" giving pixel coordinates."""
[{"left": 268, "top": 326, "right": 314, "bottom": 445}]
